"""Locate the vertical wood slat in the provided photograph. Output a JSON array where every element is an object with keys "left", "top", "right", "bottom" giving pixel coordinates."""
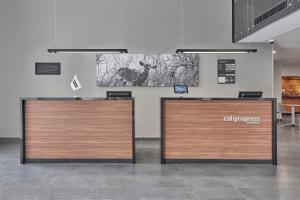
[{"left": 24, "top": 100, "right": 133, "bottom": 159}]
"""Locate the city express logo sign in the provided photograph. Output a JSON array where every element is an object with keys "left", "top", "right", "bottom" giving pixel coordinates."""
[{"left": 224, "top": 116, "right": 261, "bottom": 125}]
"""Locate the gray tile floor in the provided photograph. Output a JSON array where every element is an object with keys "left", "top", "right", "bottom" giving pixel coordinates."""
[{"left": 1, "top": 125, "right": 300, "bottom": 200}]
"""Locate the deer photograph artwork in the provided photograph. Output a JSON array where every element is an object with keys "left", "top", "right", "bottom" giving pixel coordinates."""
[{"left": 96, "top": 54, "right": 199, "bottom": 87}]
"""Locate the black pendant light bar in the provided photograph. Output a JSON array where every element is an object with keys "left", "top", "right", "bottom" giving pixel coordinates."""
[
  {"left": 47, "top": 48, "right": 257, "bottom": 54},
  {"left": 48, "top": 49, "right": 128, "bottom": 54},
  {"left": 176, "top": 49, "right": 257, "bottom": 54}
]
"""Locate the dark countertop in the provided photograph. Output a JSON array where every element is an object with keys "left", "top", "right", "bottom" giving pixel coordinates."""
[
  {"left": 161, "top": 97, "right": 276, "bottom": 101},
  {"left": 20, "top": 97, "right": 275, "bottom": 101},
  {"left": 21, "top": 97, "right": 134, "bottom": 101}
]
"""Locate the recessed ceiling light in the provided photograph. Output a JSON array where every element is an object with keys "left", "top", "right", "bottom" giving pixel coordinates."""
[{"left": 273, "top": 50, "right": 277, "bottom": 54}]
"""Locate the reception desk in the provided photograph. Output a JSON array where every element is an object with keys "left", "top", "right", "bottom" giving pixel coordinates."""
[
  {"left": 161, "top": 98, "right": 277, "bottom": 165},
  {"left": 21, "top": 98, "right": 135, "bottom": 164}
]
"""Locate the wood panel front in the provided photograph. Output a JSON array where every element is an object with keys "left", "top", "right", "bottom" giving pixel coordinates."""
[
  {"left": 163, "top": 100, "right": 273, "bottom": 160},
  {"left": 24, "top": 100, "right": 133, "bottom": 159}
]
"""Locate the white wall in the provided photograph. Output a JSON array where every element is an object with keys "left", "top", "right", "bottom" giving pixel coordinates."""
[
  {"left": 282, "top": 64, "right": 300, "bottom": 76},
  {"left": 0, "top": 0, "right": 273, "bottom": 138}
]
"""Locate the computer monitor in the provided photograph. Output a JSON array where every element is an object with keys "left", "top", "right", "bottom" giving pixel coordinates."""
[
  {"left": 174, "top": 85, "right": 188, "bottom": 94},
  {"left": 106, "top": 91, "right": 132, "bottom": 98},
  {"left": 238, "top": 91, "right": 263, "bottom": 98}
]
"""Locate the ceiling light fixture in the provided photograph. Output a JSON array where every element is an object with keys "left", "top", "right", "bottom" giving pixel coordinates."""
[
  {"left": 176, "top": 49, "right": 258, "bottom": 54},
  {"left": 48, "top": 49, "right": 128, "bottom": 54}
]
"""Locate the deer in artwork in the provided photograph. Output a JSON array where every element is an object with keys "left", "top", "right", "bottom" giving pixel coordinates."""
[{"left": 116, "top": 61, "right": 157, "bottom": 86}]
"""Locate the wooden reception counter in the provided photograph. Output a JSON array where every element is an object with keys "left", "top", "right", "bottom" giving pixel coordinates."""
[
  {"left": 21, "top": 98, "right": 135, "bottom": 164},
  {"left": 161, "top": 98, "right": 277, "bottom": 165}
]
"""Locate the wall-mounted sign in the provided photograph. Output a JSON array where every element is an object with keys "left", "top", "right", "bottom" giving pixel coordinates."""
[
  {"left": 218, "top": 59, "right": 235, "bottom": 84},
  {"left": 35, "top": 63, "right": 61, "bottom": 75},
  {"left": 224, "top": 115, "right": 260, "bottom": 125}
]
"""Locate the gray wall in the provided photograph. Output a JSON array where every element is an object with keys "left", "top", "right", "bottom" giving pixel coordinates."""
[
  {"left": 273, "top": 62, "right": 282, "bottom": 103},
  {"left": 0, "top": 0, "right": 273, "bottom": 138}
]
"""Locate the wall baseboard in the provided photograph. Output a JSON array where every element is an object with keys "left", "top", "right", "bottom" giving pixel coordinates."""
[
  {"left": 136, "top": 137, "right": 160, "bottom": 141},
  {"left": 0, "top": 138, "right": 21, "bottom": 144}
]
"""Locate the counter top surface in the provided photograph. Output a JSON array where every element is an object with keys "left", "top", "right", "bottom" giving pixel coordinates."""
[
  {"left": 161, "top": 97, "right": 275, "bottom": 101},
  {"left": 21, "top": 97, "right": 275, "bottom": 101},
  {"left": 21, "top": 97, "right": 134, "bottom": 100}
]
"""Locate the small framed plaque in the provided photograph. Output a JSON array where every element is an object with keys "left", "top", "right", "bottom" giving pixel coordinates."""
[
  {"left": 218, "top": 59, "right": 235, "bottom": 84},
  {"left": 35, "top": 63, "right": 61, "bottom": 75}
]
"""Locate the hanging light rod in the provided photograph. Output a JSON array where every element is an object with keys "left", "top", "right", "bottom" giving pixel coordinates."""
[
  {"left": 48, "top": 49, "right": 128, "bottom": 54},
  {"left": 176, "top": 49, "right": 257, "bottom": 54}
]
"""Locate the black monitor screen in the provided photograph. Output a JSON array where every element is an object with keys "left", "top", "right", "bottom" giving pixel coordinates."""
[
  {"left": 174, "top": 85, "right": 188, "bottom": 94},
  {"left": 106, "top": 91, "right": 132, "bottom": 98},
  {"left": 238, "top": 91, "right": 263, "bottom": 98}
]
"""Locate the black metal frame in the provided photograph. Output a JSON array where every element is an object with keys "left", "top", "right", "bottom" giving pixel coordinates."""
[
  {"left": 48, "top": 49, "right": 128, "bottom": 54},
  {"left": 161, "top": 98, "right": 277, "bottom": 165},
  {"left": 232, "top": 0, "right": 235, "bottom": 43},
  {"left": 132, "top": 99, "right": 136, "bottom": 164},
  {"left": 20, "top": 98, "right": 135, "bottom": 164},
  {"left": 232, "top": 0, "right": 299, "bottom": 42},
  {"left": 24, "top": 159, "right": 133, "bottom": 163},
  {"left": 20, "top": 100, "right": 25, "bottom": 164},
  {"left": 272, "top": 99, "right": 278, "bottom": 165},
  {"left": 175, "top": 49, "right": 257, "bottom": 54},
  {"left": 160, "top": 99, "right": 165, "bottom": 165}
]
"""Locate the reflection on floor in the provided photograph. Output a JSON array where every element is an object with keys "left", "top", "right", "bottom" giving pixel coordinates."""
[{"left": 0, "top": 125, "right": 300, "bottom": 200}]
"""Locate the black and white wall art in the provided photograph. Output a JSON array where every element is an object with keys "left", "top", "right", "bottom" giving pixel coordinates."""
[{"left": 96, "top": 54, "right": 199, "bottom": 87}]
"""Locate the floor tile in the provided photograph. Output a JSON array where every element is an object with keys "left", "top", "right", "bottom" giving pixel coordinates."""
[{"left": 0, "top": 125, "right": 300, "bottom": 199}]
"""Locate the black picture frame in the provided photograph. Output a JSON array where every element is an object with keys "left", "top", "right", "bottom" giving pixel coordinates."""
[{"left": 35, "top": 63, "right": 61, "bottom": 75}]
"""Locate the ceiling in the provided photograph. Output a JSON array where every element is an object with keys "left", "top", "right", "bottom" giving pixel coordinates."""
[
  {"left": 237, "top": 10, "right": 300, "bottom": 65},
  {"left": 275, "top": 48, "right": 300, "bottom": 65},
  {"left": 239, "top": 10, "right": 300, "bottom": 43},
  {"left": 275, "top": 27, "right": 300, "bottom": 47},
  {"left": 274, "top": 27, "right": 300, "bottom": 65}
]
